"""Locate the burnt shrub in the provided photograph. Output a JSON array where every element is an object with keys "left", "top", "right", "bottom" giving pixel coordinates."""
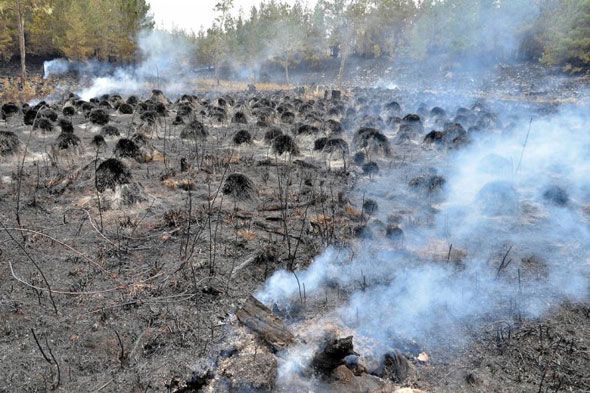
[
  {"left": 55, "top": 133, "right": 81, "bottom": 150},
  {"left": 353, "top": 151, "right": 366, "bottom": 165},
  {"left": 177, "top": 104, "right": 192, "bottom": 117},
  {"left": 40, "top": 108, "right": 58, "bottom": 122},
  {"left": 295, "top": 124, "right": 319, "bottom": 135},
  {"left": 114, "top": 138, "right": 140, "bottom": 159},
  {"left": 91, "top": 135, "right": 107, "bottom": 148},
  {"left": 353, "top": 127, "right": 390, "bottom": 155},
  {"left": 33, "top": 117, "right": 54, "bottom": 132},
  {"left": 409, "top": 174, "right": 446, "bottom": 194},
  {"left": 542, "top": 185, "right": 569, "bottom": 206},
  {"left": 89, "top": 108, "right": 110, "bottom": 125},
  {"left": 423, "top": 131, "right": 444, "bottom": 144},
  {"left": 314, "top": 137, "right": 328, "bottom": 151},
  {"left": 62, "top": 105, "right": 76, "bottom": 116},
  {"left": 232, "top": 111, "right": 248, "bottom": 124},
  {"left": 363, "top": 199, "right": 379, "bottom": 215},
  {"left": 126, "top": 96, "right": 138, "bottom": 105},
  {"left": 430, "top": 107, "right": 446, "bottom": 117},
  {"left": 58, "top": 118, "right": 74, "bottom": 134},
  {"left": 101, "top": 125, "right": 120, "bottom": 137},
  {"left": 323, "top": 138, "right": 349, "bottom": 154},
  {"left": 140, "top": 110, "right": 158, "bottom": 125},
  {"left": 233, "top": 130, "right": 252, "bottom": 145},
  {"left": 385, "top": 101, "right": 401, "bottom": 114},
  {"left": 1, "top": 103, "right": 19, "bottom": 117},
  {"left": 326, "top": 119, "right": 343, "bottom": 134},
  {"left": 180, "top": 120, "right": 208, "bottom": 140},
  {"left": 24, "top": 108, "right": 38, "bottom": 125},
  {"left": 386, "top": 225, "right": 404, "bottom": 241},
  {"left": 222, "top": 173, "right": 255, "bottom": 200},
  {"left": 118, "top": 103, "right": 134, "bottom": 114},
  {"left": 264, "top": 128, "right": 283, "bottom": 144},
  {"left": 172, "top": 115, "right": 184, "bottom": 125},
  {"left": 0, "top": 131, "right": 20, "bottom": 156},
  {"left": 281, "top": 111, "right": 295, "bottom": 124},
  {"left": 362, "top": 161, "right": 379, "bottom": 175},
  {"left": 272, "top": 134, "right": 299, "bottom": 155},
  {"left": 95, "top": 158, "right": 132, "bottom": 192}
]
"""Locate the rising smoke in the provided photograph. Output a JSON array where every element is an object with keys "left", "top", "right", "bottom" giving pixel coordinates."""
[
  {"left": 257, "top": 101, "right": 590, "bottom": 381},
  {"left": 44, "top": 30, "right": 198, "bottom": 100}
]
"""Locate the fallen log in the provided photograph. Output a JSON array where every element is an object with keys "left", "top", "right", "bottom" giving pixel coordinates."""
[{"left": 236, "top": 295, "right": 295, "bottom": 351}]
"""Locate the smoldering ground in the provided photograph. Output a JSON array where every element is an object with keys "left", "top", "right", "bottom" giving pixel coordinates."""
[{"left": 257, "top": 100, "right": 590, "bottom": 385}]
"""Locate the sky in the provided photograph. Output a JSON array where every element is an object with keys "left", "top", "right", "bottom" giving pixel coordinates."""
[{"left": 148, "top": 0, "right": 317, "bottom": 33}]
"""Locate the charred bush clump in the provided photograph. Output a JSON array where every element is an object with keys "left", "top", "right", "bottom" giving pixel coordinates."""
[
  {"left": 33, "top": 117, "right": 54, "bottom": 132},
  {"left": 362, "top": 161, "right": 379, "bottom": 175},
  {"left": 24, "top": 108, "right": 38, "bottom": 125},
  {"left": 118, "top": 103, "right": 134, "bottom": 114},
  {"left": 1, "top": 103, "right": 19, "bottom": 117},
  {"left": 296, "top": 124, "right": 319, "bottom": 135},
  {"left": 272, "top": 134, "right": 299, "bottom": 155},
  {"left": 140, "top": 110, "right": 158, "bottom": 125},
  {"left": 177, "top": 104, "right": 192, "bottom": 117},
  {"left": 55, "top": 132, "right": 81, "bottom": 150},
  {"left": 264, "top": 128, "right": 283, "bottom": 144},
  {"left": 325, "top": 119, "right": 343, "bottom": 134},
  {"left": 543, "top": 185, "right": 569, "bottom": 206},
  {"left": 95, "top": 158, "right": 132, "bottom": 193},
  {"left": 172, "top": 115, "right": 184, "bottom": 125},
  {"left": 386, "top": 225, "right": 404, "bottom": 241},
  {"left": 314, "top": 137, "right": 328, "bottom": 151},
  {"left": 363, "top": 199, "right": 379, "bottom": 215},
  {"left": 91, "top": 135, "right": 107, "bottom": 148},
  {"left": 180, "top": 120, "right": 208, "bottom": 140},
  {"left": 409, "top": 174, "right": 446, "bottom": 193},
  {"left": 114, "top": 138, "right": 140, "bottom": 159},
  {"left": 353, "top": 151, "right": 366, "bottom": 165},
  {"left": 385, "top": 101, "right": 401, "bottom": 114},
  {"left": 222, "top": 173, "right": 255, "bottom": 200},
  {"left": 40, "top": 108, "right": 58, "bottom": 122},
  {"left": 58, "top": 118, "right": 74, "bottom": 133},
  {"left": 354, "top": 127, "right": 390, "bottom": 155},
  {"left": 0, "top": 131, "right": 20, "bottom": 156},
  {"left": 323, "top": 138, "right": 349, "bottom": 154},
  {"left": 101, "top": 125, "right": 120, "bottom": 137},
  {"left": 281, "top": 111, "right": 295, "bottom": 124},
  {"left": 89, "top": 108, "right": 110, "bottom": 125},
  {"left": 232, "top": 111, "right": 248, "bottom": 124},
  {"left": 233, "top": 130, "right": 252, "bottom": 145}
]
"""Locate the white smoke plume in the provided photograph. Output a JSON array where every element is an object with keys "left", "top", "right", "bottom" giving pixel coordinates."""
[
  {"left": 43, "top": 30, "right": 197, "bottom": 100},
  {"left": 257, "top": 102, "right": 590, "bottom": 379}
]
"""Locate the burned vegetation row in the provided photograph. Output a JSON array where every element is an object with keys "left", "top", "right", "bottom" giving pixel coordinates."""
[{"left": 1, "top": 87, "right": 586, "bottom": 393}]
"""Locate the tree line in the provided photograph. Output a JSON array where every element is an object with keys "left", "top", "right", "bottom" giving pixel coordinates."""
[
  {"left": 0, "top": 0, "right": 152, "bottom": 86},
  {"left": 190, "top": 0, "right": 590, "bottom": 81},
  {"left": 0, "top": 0, "right": 588, "bottom": 85}
]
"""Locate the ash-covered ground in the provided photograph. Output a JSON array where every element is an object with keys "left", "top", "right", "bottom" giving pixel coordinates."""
[{"left": 0, "top": 69, "right": 589, "bottom": 393}]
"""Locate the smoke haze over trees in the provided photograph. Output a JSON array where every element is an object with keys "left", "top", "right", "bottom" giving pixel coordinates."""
[{"left": 0, "top": 0, "right": 589, "bottom": 77}]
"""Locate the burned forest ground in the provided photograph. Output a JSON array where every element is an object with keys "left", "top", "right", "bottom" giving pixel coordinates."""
[{"left": 0, "top": 79, "right": 589, "bottom": 393}]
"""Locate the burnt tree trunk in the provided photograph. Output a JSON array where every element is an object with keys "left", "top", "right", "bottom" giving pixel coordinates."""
[
  {"left": 283, "top": 56, "right": 290, "bottom": 85},
  {"left": 16, "top": 0, "right": 27, "bottom": 90}
]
